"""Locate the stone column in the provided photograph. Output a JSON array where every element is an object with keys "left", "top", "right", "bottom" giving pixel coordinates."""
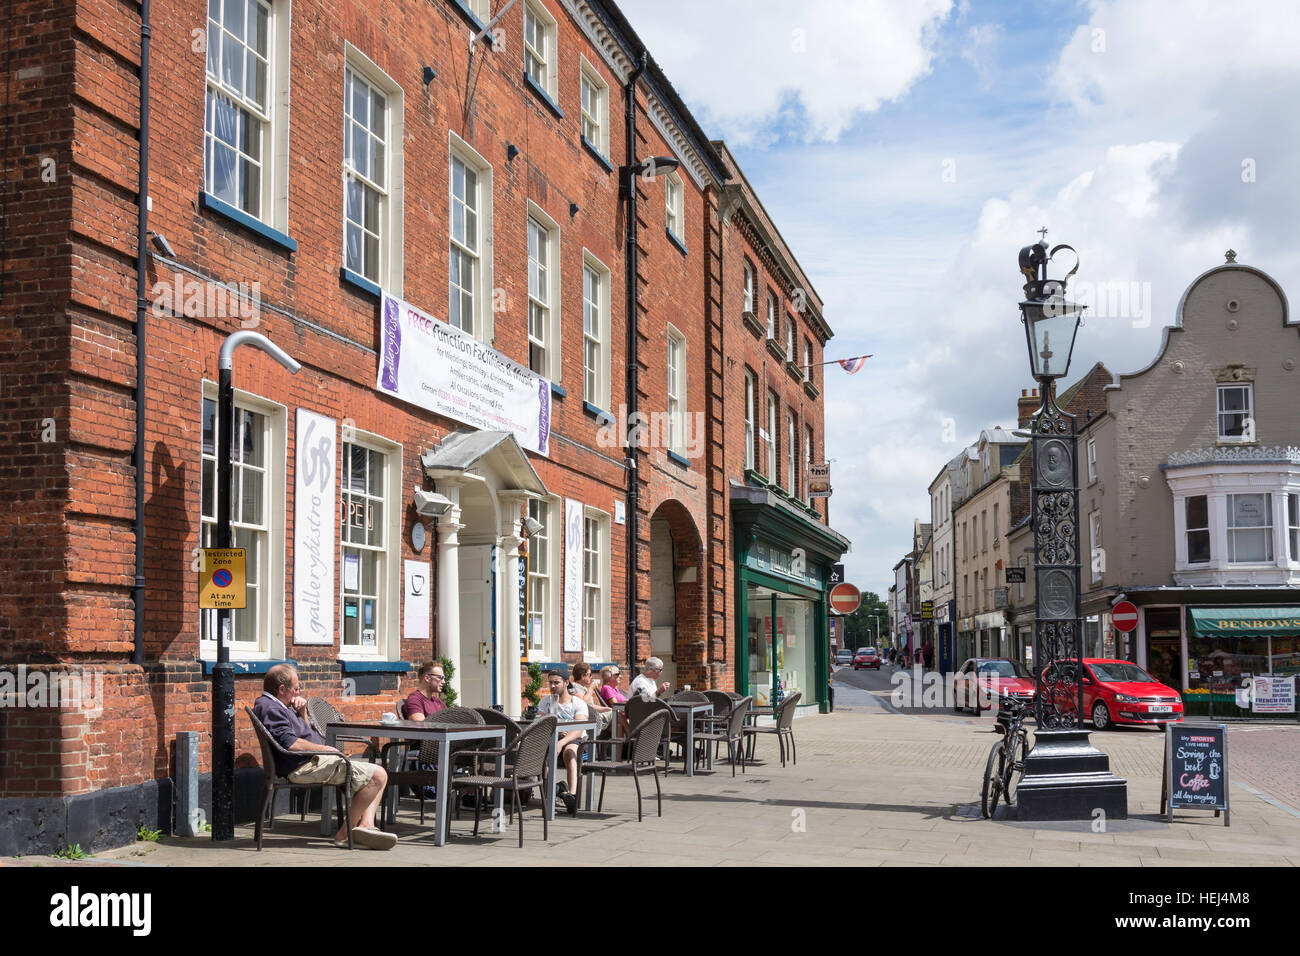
[
  {"left": 497, "top": 492, "right": 529, "bottom": 716},
  {"left": 435, "top": 489, "right": 464, "bottom": 695}
]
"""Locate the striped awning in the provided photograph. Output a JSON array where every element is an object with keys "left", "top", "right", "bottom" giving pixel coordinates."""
[{"left": 1189, "top": 607, "right": 1300, "bottom": 637}]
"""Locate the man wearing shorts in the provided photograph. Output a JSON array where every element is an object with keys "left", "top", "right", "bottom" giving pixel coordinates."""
[{"left": 252, "top": 664, "right": 397, "bottom": 850}]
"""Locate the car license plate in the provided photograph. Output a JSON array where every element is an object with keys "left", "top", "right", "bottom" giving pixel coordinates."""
[{"left": 1148, "top": 704, "right": 1171, "bottom": 713}]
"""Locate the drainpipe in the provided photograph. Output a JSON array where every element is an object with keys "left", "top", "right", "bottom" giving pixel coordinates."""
[
  {"left": 622, "top": 52, "right": 646, "bottom": 678},
  {"left": 132, "top": 0, "right": 151, "bottom": 668}
]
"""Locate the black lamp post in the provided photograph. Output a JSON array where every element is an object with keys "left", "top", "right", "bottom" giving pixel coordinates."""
[{"left": 1013, "top": 234, "right": 1128, "bottom": 821}]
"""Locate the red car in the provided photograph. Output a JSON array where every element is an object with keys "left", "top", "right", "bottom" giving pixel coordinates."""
[
  {"left": 953, "top": 658, "right": 1036, "bottom": 713},
  {"left": 853, "top": 647, "right": 881, "bottom": 670},
  {"left": 1042, "top": 659, "right": 1184, "bottom": 730}
]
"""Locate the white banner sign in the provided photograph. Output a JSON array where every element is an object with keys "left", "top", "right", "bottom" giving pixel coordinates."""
[
  {"left": 404, "top": 560, "right": 431, "bottom": 641},
  {"left": 1252, "top": 675, "right": 1296, "bottom": 713},
  {"left": 564, "top": 499, "right": 584, "bottom": 653},
  {"left": 294, "top": 410, "right": 336, "bottom": 645},
  {"left": 377, "top": 292, "right": 551, "bottom": 455}
]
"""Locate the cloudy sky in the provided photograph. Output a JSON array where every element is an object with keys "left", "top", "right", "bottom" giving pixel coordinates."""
[{"left": 619, "top": 0, "right": 1300, "bottom": 598}]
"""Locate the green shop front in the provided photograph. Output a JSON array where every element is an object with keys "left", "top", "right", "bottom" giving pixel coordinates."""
[
  {"left": 732, "top": 483, "right": 852, "bottom": 713},
  {"left": 1182, "top": 606, "right": 1300, "bottom": 718}
]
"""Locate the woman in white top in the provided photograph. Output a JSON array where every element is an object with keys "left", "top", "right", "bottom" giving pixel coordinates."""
[
  {"left": 537, "top": 671, "right": 588, "bottom": 814},
  {"left": 628, "top": 656, "right": 671, "bottom": 698}
]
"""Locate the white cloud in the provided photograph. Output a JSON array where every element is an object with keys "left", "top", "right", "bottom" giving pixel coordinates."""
[{"left": 617, "top": 0, "right": 955, "bottom": 144}]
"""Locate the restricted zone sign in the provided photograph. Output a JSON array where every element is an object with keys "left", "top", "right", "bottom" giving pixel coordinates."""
[
  {"left": 1112, "top": 600, "right": 1139, "bottom": 633},
  {"left": 200, "top": 548, "right": 247, "bottom": 610},
  {"left": 828, "top": 583, "right": 861, "bottom": 615}
]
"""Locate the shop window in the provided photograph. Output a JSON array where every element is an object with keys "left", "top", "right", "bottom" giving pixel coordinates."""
[
  {"left": 1186, "top": 495, "right": 1210, "bottom": 564},
  {"left": 199, "top": 391, "right": 286, "bottom": 659},
  {"left": 1227, "top": 492, "right": 1272, "bottom": 563},
  {"left": 582, "top": 509, "right": 610, "bottom": 660}
]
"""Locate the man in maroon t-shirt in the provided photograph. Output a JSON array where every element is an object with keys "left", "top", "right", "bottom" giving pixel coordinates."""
[{"left": 402, "top": 661, "right": 448, "bottom": 720}]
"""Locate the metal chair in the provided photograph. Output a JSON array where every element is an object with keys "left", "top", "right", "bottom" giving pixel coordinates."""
[
  {"left": 246, "top": 706, "right": 353, "bottom": 850},
  {"left": 378, "top": 707, "right": 485, "bottom": 829},
  {"left": 742, "top": 691, "right": 801, "bottom": 767},
  {"left": 580, "top": 711, "right": 669, "bottom": 821},
  {"left": 450, "top": 715, "right": 556, "bottom": 847},
  {"left": 693, "top": 695, "right": 752, "bottom": 776},
  {"left": 306, "top": 697, "right": 374, "bottom": 758}
]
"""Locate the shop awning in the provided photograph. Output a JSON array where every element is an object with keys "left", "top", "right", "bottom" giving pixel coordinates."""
[{"left": 1189, "top": 607, "right": 1300, "bottom": 637}]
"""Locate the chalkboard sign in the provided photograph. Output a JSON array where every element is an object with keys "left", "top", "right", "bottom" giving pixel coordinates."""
[{"left": 1161, "top": 722, "right": 1229, "bottom": 826}]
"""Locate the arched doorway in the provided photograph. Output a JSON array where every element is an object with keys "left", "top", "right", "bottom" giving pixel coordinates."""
[{"left": 648, "top": 500, "right": 705, "bottom": 691}]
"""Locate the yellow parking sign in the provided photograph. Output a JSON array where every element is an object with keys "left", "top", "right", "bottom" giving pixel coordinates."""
[{"left": 199, "top": 548, "right": 247, "bottom": 610}]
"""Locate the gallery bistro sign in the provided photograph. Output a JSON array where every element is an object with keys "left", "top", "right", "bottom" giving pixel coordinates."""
[{"left": 377, "top": 292, "right": 551, "bottom": 456}]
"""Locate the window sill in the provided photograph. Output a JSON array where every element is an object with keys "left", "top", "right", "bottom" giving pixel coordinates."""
[
  {"left": 583, "top": 400, "right": 609, "bottom": 420},
  {"left": 765, "top": 338, "right": 786, "bottom": 363},
  {"left": 744, "top": 468, "right": 768, "bottom": 488},
  {"left": 581, "top": 136, "right": 614, "bottom": 173},
  {"left": 199, "top": 191, "right": 298, "bottom": 253},
  {"left": 338, "top": 659, "right": 412, "bottom": 673},
  {"left": 200, "top": 658, "right": 297, "bottom": 676},
  {"left": 340, "top": 267, "right": 382, "bottom": 299},
  {"left": 667, "top": 450, "right": 691, "bottom": 469},
  {"left": 784, "top": 360, "right": 805, "bottom": 383},
  {"left": 550, "top": 381, "right": 567, "bottom": 399},
  {"left": 742, "top": 310, "right": 764, "bottom": 339},
  {"left": 666, "top": 228, "right": 688, "bottom": 257},
  {"left": 449, "top": 0, "right": 493, "bottom": 39},
  {"left": 524, "top": 71, "right": 564, "bottom": 119},
  {"left": 803, "top": 380, "right": 820, "bottom": 400}
]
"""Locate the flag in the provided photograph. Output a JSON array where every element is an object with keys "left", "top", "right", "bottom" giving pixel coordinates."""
[{"left": 837, "top": 355, "right": 870, "bottom": 374}]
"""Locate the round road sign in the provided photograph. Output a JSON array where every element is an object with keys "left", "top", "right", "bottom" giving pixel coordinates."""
[
  {"left": 829, "top": 583, "right": 861, "bottom": 615},
  {"left": 1112, "top": 600, "right": 1138, "bottom": 632},
  {"left": 213, "top": 569, "right": 233, "bottom": 588}
]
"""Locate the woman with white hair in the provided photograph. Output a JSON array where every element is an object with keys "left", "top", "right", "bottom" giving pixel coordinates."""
[{"left": 628, "top": 657, "right": 671, "bottom": 698}]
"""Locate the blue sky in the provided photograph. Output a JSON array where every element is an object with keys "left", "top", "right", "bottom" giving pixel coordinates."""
[{"left": 619, "top": 0, "right": 1300, "bottom": 597}]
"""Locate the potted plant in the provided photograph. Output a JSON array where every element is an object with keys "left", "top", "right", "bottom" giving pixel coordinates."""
[
  {"left": 437, "top": 655, "right": 457, "bottom": 707},
  {"left": 522, "top": 662, "right": 543, "bottom": 720}
]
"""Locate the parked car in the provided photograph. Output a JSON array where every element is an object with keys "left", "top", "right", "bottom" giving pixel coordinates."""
[
  {"left": 853, "top": 647, "right": 880, "bottom": 670},
  {"left": 953, "top": 658, "right": 1036, "bottom": 713},
  {"left": 834, "top": 648, "right": 854, "bottom": 666},
  {"left": 1042, "top": 659, "right": 1184, "bottom": 730}
]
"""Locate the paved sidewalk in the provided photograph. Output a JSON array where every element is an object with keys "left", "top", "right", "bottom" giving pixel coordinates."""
[{"left": 10, "top": 702, "right": 1300, "bottom": 867}]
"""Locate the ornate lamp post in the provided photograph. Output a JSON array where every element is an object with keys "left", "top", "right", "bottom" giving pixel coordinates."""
[{"left": 1014, "top": 233, "right": 1128, "bottom": 821}]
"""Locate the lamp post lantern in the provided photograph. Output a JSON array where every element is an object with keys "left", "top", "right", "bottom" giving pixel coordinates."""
[{"left": 1012, "top": 234, "right": 1128, "bottom": 821}]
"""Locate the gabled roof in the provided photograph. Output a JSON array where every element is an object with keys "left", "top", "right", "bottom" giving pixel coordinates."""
[{"left": 420, "top": 430, "right": 547, "bottom": 494}]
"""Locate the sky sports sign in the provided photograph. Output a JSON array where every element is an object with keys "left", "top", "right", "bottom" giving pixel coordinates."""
[{"left": 376, "top": 292, "right": 551, "bottom": 456}]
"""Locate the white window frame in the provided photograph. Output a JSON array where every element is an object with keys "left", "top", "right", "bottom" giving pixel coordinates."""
[
  {"left": 805, "top": 423, "right": 814, "bottom": 504},
  {"left": 786, "top": 314, "right": 795, "bottom": 361},
  {"left": 524, "top": 0, "right": 558, "bottom": 101},
  {"left": 204, "top": 0, "right": 290, "bottom": 230},
  {"left": 743, "top": 260, "right": 755, "bottom": 315},
  {"left": 526, "top": 203, "right": 561, "bottom": 380},
  {"left": 1227, "top": 492, "right": 1274, "bottom": 564},
  {"left": 665, "top": 172, "right": 684, "bottom": 240},
  {"left": 744, "top": 370, "right": 756, "bottom": 471},
  {"left": 1185, "top": 494, "right": 1210, "bottom": 565},
  {"left": 1089, "top": 509, "right": 1102, "bottom": 584},
  {"left": 448, "top": 133, "right": 494, "bottom": 342},
  {"left": 1217, "top": 383, "right": 1254, "bottom": 442},
  {"left": 1290, "top": 493, "right": 1300, "bottom": 565},
  {"left": 463, "top": 0, "right": 489, "bottom": 18},
  {"left": 343, "top": 45, "right": 404, "bottom": 294},
  {"left": 803, "top": 338, "right": 812, "bottom": 381},
  {"left": 786, "top": 409, "right": 797, "bottom": 496},
  {"left": 582, "top": 251, "right": 610, "bottom": 411},
  {"left": 579, "top": 56, "right": 609, "bottom": 157},
  {"left": 527, "top": 496, "right": 559, "bottom": 661},
  {"left": 199, "top": 383, "right": 287, "bottom": 661},
  {"left": 339, "top": 431, "right": 402, "bottom": 660},
  {"left": 766, "top": 291, "right": 777, "bottom": 339},
  {"left": 1086, "top": 437, "right": 1097, "bottom": 484},
  {"left": 766, "top": 392, "right": 778, "bottom": 479},
  {"left": 581, "top": 507, "right": 611, "bottom": 662},
  {"left": 666, "top": 324, "right": 686, "bottom": 456}
]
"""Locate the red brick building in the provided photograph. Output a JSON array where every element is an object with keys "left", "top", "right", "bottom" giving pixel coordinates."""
[{"left": 0, "top": 0, "right": 849, "bottom": 852}]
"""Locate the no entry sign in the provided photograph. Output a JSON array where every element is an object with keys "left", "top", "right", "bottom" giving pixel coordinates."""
[
  {"left": 1112, "top": 600, "right": 1139, "bottom": 633},
  {"left": 828, "top": 583, "right": 861, "bottom": 615}
]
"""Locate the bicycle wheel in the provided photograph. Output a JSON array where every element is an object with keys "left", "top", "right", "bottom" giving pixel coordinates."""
[
  {"left": 980, "top": 740, "right": 1004, "bottom": 819},
  {"left": 1001, "top": 731, "right": 1025, "bottom": 811}
]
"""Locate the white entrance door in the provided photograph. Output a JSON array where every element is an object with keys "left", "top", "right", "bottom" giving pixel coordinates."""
[{"left": 458, "top": 546, "right": 493, "bottom": 708}]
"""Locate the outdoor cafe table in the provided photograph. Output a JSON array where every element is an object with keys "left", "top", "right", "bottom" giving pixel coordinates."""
[
  {"left": 607, "top": 699, "right": 713, "bottom": 776},
  {"left": 322, "top": 720, "right": 505, "bottom": 847},
  {"left": 518, "top": 714, "right": 598, "bottom": 820}
]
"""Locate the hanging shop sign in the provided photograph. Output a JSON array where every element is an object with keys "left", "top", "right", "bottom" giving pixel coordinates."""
[
  {"left": 808, "top": 462, "right": 832, "bottom": 498},
  {"left": 563, "top": 499, "right": 583, "bottom": 653},
  {"left": 377, "top": 292, "right": 551, "bottom": 456},
  {"left": 294, "top": 410, "right": 335, "bottom": 645}
]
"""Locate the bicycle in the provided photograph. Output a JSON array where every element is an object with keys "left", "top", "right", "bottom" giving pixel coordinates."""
[{"left": 981, "top": 694, "right": 1030, "bottom": 819}]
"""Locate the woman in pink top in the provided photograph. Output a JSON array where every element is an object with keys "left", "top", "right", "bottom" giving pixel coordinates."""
[{"left": 598, "top": 665, "right": 629, "bottom": 734}]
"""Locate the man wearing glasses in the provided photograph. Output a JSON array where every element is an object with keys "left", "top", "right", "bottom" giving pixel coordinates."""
[
  {"left": 403, "top": 661, "right": 449, "bottom": 719},
  {"left": 629, "top": 656, "right": 671, "bottom": 699}
]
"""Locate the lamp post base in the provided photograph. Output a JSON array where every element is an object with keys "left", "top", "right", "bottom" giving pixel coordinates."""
[{"left": 1015, "top": 729, "right": 1128, "bottom": 821}]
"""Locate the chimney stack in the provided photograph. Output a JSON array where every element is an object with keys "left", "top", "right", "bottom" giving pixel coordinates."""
[{"left": 1018, "top": 388, "right": 1040, "bottom": 429}]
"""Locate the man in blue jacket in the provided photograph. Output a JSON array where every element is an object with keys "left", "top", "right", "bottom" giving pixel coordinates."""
[{"left": 252, "top": 664, "right": 396, "bottom": 849}]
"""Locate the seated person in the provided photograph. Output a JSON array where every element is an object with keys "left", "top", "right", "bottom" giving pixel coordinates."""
[
  {"left": 537, "top": 671, "right": 588, "bottom": 815},
  {"left": 403, "top": 661, "right": 448, "bottom": 720},
  {"left": 570, "top": 662, "right": 614, "bottom": 734},
  {"left": 252, "top": 664, "right": 396, "bottom": 850},
  {"left": 598, "top": 665, "right": 628, "bottom": 706},
  {"left": 629, "top": 656, "right": 671, "bottom": 699}
]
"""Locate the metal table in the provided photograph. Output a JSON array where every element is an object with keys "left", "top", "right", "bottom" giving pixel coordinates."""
[
  {"left": 608, "top": 699, "right": 714, "bottom": 776},
  {"left": 521, "top": 715, "right": 599, "bottom": 818},
  {"left": 323, "top": 721, "right": 505, "bottom": 847}
]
